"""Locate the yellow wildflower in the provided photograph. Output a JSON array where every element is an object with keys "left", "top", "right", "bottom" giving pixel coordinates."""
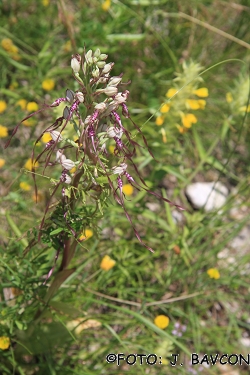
[
  {"left": 42, "top": 0, "right": 50, "bottom": 6},
  {"left": 100, "top": 255, "right": 116, "bottom": 271},
  {"left": 0, "top": 125, "right": 8, "bottom": 138},
  {"left": 0, "top": 100, "right": 7, "bottom": 113},
  {"left": 1, "top": 38, "right": 13, "bottom": 51},
  {"left": 181, "top": 113, "right": 197, "bottom": 128},
  {"left": 166, "top": 88, "right": 178, "bottom": 98},
  {"left": 26, "top": 101, "right": 38, "bottom": 112},
  {"left": 186, "top": 99, "right": 206, "bottom": 110},
  {"left": 42, "top": 78, "right": 55, "bottom": 91},
  {"left": 239, "top": 105, "right": 250, "bottom": 113},
  {"left": 24, "top": 158, "right": 39, "bottom": 171},
  {"left": 20, "top": 182, "right": 31, "bottom": 191},
  {"left": 193, "top": 87, "right": 209, "bottom": 97},
  {"left": 197, "top": 99, "right": 206, "bottom": 109},
  {"left": 122, "top": 184, "right": 133, "bottom": 196},
  {"left": 16, "top": 99, "right": 27, "bottom": 110},
  {"left": 102, "top": 0, "right": 111, "bottom": 11},
  {"left": 41, "top": 133, "right": 52, "bottom": 143},
  {"left": 79, "top": 229, "right": 93, "bottom": 241},
  {"left": 154, "top": 315, "right": 170, "bottom": 329},
  {"left": 0, "top": 158, "right": 6, "bottom": 168},
  {"left": 207, "top": 268, "right": 220, "bottom": 279},
  {"left": 155, "top": 115, "right": 164, "bottom": 126},
  {"left": 0, "top": 336, "right": 10, "bottom": 350},
  {"left": 109, "top": 145, "right": 115, "bottom": 154},
  {"left": 160, "top": 103, "right": 170, "bottom": 113},
  {"left": 226, "top": 92, "right": 233, "bottom": 103}
]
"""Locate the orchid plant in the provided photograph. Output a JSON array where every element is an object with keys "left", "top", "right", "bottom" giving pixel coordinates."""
[{"left": 5, "top": 48, "right": 183, "bottom": 302}]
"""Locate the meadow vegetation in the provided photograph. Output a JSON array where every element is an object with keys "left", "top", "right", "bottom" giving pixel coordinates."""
[{"left": 0, "top": 1, "right": 250, "bottom": 374}]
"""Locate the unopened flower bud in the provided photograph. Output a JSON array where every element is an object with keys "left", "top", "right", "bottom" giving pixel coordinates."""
[
  {"left": 95, "top": 102, "right": 106, "bottom": 112},
  {"left": 102, "top": 63, "right": 114, "bottom": 74},
  {"left": 104, "top": 86, "right": 118, "bottom": 96},
  {"left": 85, "top": 50, "right": 93, "bottom": 64},
  {"left": 71, "top": 54, "right": 81, "bottom": 73},
  {"left": 97, "top": 77, "right": 108, "bottom": 84},
  {"left": 94, "top": 48, "right": 101, "bottom": 58},
  {"left": 75, "top": 92, "right": 84, "bottom": 103},
  {"left": 108, "top": 77, "right": 122, "bottom": 87},
  {"left": 84, "top": 115, "right": 91, "bottom": 125},
  {"left": 96, "top": 61, "right": 106, "bottom": 69},
  {"left": 50, "top": 130, "right": 63, "bottom": 142},
  {"left": 99, "top": 53, "right": 108, "bottom": 61},
  {"left": 92, "top": 66, "right": 100, "bottom": 78},
  {"left": 61, "top": 158, "right": 75, "bottom": 170}
]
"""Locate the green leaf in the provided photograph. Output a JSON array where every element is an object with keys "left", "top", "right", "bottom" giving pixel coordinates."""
[{"left": 50, "top": 228, "right": 64, "bottom": 236}]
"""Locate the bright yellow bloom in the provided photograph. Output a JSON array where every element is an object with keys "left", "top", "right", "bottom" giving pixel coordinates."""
[
  {"left": 24, "top": 158, "right": 39, "bottom": 171},
  {"left": 154, "top": 315, "right": 170, "bottom": 329},
  {"left": 20, "top": 182, "right": 31, "bottom": 191},
  {"left": 1, "top": 38, "right": 13, "bottom": 51},
  {"left": 193, "top": 87, "right": 209, "bottom": 97},
  {"left": 102, "top": 0, "right": 111, "bottom": 11},
  {"left": 181, "top": 113, "right": 197, "bottom": 128},
  {"left": 0, "top": 336, "right": 10, "bottom": 350},
  {"left": 239, "top": 104, "right": 250, "bottom": 113},
  {"left": 122, "top": 184, "right": 134, "bottom": 196},
  {"left": 41, "top": 133, "right": 52, "bottom": 143},
  {"left": 0, "top": 100, "right": 7, "bottom": 113},
  {"left": 186, "top": 99, "right": 200, "bottom": 110},
  {"left": 155, "top": 115, "right": 164, "bottom": 126},
  {"left": 197, "top": 99, "right": 206, "bottom": 109},
  {"left": 109, "top": 145, "right": 115, "bottom": 154},
  {"left": 160, "top": 103, "right": 170, "bottom": 113},
  {"left": 16, "top": 99, "right": 27, "bottom": 110},
  {"left": 186, "top": 99, "right": 206, "bottom": 110},
  {"left": 0, "top": 125, "right": 8, "bottom": 138},
  {"left": 100, "top": 255, "right": 116, "bottom": 271},
  {"left": 22, "top": 119, "right": 35, "bottom": 127},
  {"left": 166, "top": 88, "right": 178, "bottom": 98},
  {"left": 42, "top": 78, "right": 55, "bottom": 91},
  {"left": 226, "top": 92, "right": 233, "bottom": 103},
  {"left": 79, "top": 229, "right": 93, "bottom": 241},
  {"left": 26, "top": 101, "right": 38, "bottom": 112},
  {"left": 42, "top": 0, "right": 50, "bottom": 6},
  {"left": 207, "top": 268, "right": 220, "bottom": 279},
  {"left": 0, "top": 158, "right": 6, "bottom": 168}
]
